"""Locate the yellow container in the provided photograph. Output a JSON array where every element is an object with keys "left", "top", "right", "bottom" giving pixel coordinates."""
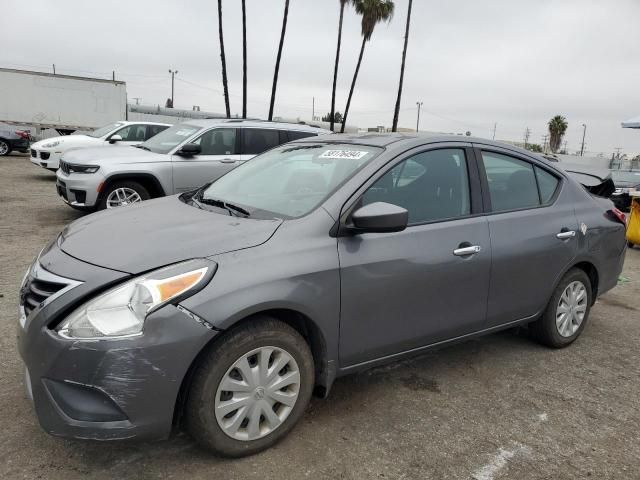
[{"left": 627, "top": 196, "right": 640, "bottom": 246}]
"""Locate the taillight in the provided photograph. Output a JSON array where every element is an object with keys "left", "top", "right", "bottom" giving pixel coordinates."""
[
  {"left": 608, "top": 208, "right": 627, "bottom": 227},
  {"left": 15, "top": 130, "right": 30, "bottom": 140}
]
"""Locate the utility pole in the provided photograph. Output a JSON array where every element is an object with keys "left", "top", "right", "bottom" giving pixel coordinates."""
[
  {"left": 541, "top": 134, "right": 549, "bottom": 153},
  {"left": 580, "top": 123, "right": 587, "bottom": 156},
  {"left": 416, "top": 101, "right": 423, "bottom": 132},
  {"left": 562, "top": 140, "right": 568, "bottom": 153},
  {"left": 52, "top": 64, "right": 56, "bottom": 75},
  {"left": 312, "top": 96, "right": 315, "bottom": 121},
  {"left": 132, "top": 97, "right": 142, "bottom": 105},
  {"left": 168, "top": 69, "right": 178, "bottom": 107},
  {"left": 523, "top": 127, "right": 531, "bottom": 149},
  {"left": 492, "top": 122, "right": 496, "bottom": 140}
]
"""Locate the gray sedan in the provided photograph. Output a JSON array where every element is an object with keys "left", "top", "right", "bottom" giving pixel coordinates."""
[{"left": 18, "top": 134, "right": 626, "bottom": 457}]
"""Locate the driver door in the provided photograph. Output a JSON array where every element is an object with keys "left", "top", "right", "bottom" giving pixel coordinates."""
[
  {"left": 171, "top": 128, "right": 241, "bottom": 193},
  {"left": 338, "top": 146, "right": 491, "bottom": 367}
]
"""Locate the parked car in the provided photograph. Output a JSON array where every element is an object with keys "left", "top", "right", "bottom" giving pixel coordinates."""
[
  {"left": 0, "top": 123, "right": 31, "bottom": 156},
  {"left": 29, "top": 121, "right": 171, "bottom": 171},
  {"left": 19, "top": 134, "right": 626, "bottom": 457},
  {"left": 610, "top": 170, "right": 640, "bottom": 212},
  {"left": 55, "top": 119, "right": 331, "bottom": 210}
]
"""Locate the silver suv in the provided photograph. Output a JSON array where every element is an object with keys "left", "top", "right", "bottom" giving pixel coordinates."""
[{"left": 55, "top": 119, "right": 331, "bottom": 210}]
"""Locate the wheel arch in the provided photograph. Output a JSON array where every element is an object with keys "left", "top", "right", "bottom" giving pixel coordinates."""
[
  {"left": 100, "top": 173, "right": 166, "bottom": 200},
  {"left": 172, "top": 307, "right": 333, "bottom": 430}
]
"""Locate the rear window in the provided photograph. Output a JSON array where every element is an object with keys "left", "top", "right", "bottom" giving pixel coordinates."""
[
  {"left": 287, "top": 130, "right": 317, "bottom": 141},
  {"left": 241, "top": 129, "right": 281, "bottom": 154}
]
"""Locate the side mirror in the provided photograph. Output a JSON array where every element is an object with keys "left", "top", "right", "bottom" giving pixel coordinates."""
[
  {"left": 349, "top": 202, "right": 408, "bottom": 234},
  {"left": 108, "top": 134, "right": 122, "bottom": 144},
  {"left": 177, "top": 143, "right": 202, "bottom": 156}
]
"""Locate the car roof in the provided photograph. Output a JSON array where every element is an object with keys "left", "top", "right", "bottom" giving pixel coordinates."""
[
  {"left": 293, "top": 132, "right": 541, "bottom": 154},
  {"left": 178, "top": 118, "right": 331, "bottom": 133},
  {"left": 119, "top": 121, "right": 172, "bottom": 126}
]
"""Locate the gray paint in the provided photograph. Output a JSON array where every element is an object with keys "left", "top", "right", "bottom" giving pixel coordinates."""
[{"left": 20, "top": 133, "right": 627, "bottom": 442}]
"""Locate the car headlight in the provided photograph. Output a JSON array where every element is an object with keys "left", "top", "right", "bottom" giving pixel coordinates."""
[
  {"left": 67, "top": 163, "right": 100, "bottom": 174},
  {"left": 42, "top": 140, "right": 61, "bottom": 148},
  {"left": 56, "top": 259, "right": 216, "bottom": 339}
]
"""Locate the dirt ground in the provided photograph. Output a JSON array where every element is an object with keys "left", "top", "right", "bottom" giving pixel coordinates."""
[{"left": 1, "top": 153, "right": 639, "bottom": 480}]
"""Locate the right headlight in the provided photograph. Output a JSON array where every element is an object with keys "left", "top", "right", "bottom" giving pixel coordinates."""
[{"left": 56, "top": 259, "right": 216, "bottom": 340}]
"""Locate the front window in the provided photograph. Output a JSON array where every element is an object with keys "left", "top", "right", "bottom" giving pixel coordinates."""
[
  {"left": 139, "top": 124, "right": 202, "bottom": 154},
  {"left": 89, "top": 122, "right": 123, "bottom": 138},
  {"left": 200, "top": 144, "right": 382, "bottom": 218}
]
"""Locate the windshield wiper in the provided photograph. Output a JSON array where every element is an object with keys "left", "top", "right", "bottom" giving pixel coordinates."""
[
  {"left": 134, "top": 145, "right": 151, "bottom": 151},
  {"left": 199, "top": 197, "right": 251, "bottom": 217}
]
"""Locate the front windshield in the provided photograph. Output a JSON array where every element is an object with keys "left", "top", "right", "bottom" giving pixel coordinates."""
[
  {"left": 200, "top": 143, "right": 382, "bottom": 218},
  {"left": 139, "top": 123, "right": 201, "bottom": 154},
  {"left": 89, "top": 122, "right": 123, "bottom": 138}
]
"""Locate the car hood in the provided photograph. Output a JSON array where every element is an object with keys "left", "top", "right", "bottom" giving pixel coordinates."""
[
  {"left": 62, "top": 145, "right": 165, "bottom": 165},
  {"left": 32, "top": 134, "right": 99, "bottom": 150},
  {"left": 59, "top": 196, "right": 282, "bottom": 274}
]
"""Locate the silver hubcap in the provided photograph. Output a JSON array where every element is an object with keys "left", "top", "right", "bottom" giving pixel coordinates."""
[
  {"left": 215, "top": 346, "right": 300, "bottom": 441},
  {"left": 0, "top": 141, "right": 8, "bottom": 155},
  {"left": 106, "top": 187, "right": 142, "bottom": 208},
  {"left": 556, "top": 281, "right": 588, "bottom": 337}
]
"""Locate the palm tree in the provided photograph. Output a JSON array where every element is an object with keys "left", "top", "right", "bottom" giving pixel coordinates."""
[
  {"left": 241, "top": 0, "right": 247, "bottom": 118},
  {"left": 341, "top": 0, "right": 394, "bottom": 133},
  {"left": 548, "top": 115, "right": 568, "bottom": 153},
  {"left": 217, "top": 0, "right": 230, "bottom": 118},
  {"left": 268, "top": 0, "right": 290, "bottom": 121},
  {"left": 391, "top": 0, "right": 412, "bottom": 132},
  {"left": 330, "top": 0, "right": 352, "bottom": 132}
]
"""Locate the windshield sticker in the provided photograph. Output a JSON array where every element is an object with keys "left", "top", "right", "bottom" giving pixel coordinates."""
[
  {"left": 319, "top": 150, "right": 369, "bottom": 160},
  {"left": 175, "top": 130, "right": 194, "bottom": 137}
]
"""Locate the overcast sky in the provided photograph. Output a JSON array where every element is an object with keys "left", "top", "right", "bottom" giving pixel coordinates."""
[{"left": 2, "top": 0, "right": 640, "bottom": 154}]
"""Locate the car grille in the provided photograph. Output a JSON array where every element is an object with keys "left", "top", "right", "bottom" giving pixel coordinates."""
[
  {"left": 30, "top": 149, "right": 37, "bottom": 158},
  {"left": 60, "top": 160, "right": 70, "bottom": 174},
  {"left": 19, "top": 262, "right": 81, "bottom": 320},
  {"left": 40, "top": 152, "right": 50, "bottom": 160},
  {"left": 20, "top": 277, "right": 67, "bottom": 317}
]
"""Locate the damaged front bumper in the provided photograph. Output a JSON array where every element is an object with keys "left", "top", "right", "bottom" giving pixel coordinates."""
[{"left": 18, "top": 245, "right": 219, "bottom": 441}]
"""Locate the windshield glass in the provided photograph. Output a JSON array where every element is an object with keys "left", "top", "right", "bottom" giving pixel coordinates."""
[
  {"left": 200, "top": 143, "right": 382, "bottom": 218},
  {"left": 611, "top": 170, "right": 640, "bottom": 185},
  {"left": 140, "top": 124, "right": 201, "bottom": 154},
  {"left": 89, "top": 122, "right": 123, "bottom": 138}
]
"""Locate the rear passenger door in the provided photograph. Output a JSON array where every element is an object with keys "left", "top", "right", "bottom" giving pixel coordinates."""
[
  {"left": 476, "top": 147, "right": 578, "bottom": 328},
  {"left": 172, "top": 127, "right": 241, "bottom": 192},
  {"left": 239, "top": 128, "right": 284, "bottom": 162}
]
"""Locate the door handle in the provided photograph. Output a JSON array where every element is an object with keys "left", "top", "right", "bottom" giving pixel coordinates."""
[
  {"left": 453, "top": 245, "right": 481, "bottom": 256},
  {"left": 556, "top": 230, "right": 576, "bottom": 240},
  {"left": 220, "top": 158, "right": 236, "bottom": 164}
]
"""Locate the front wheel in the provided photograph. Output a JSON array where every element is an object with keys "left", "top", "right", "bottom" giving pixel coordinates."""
[
  {"left": 530, "top": 268, "right": 592, "bottom": 348},
  {"left": 185, "top": 318, "right": 314, "bottom": 457},
  {"left": 628, "top": 241, "right": 635, "bottom": 249},
  {"left": 97, "top": 180, "right": 150, "bottom": 210}
]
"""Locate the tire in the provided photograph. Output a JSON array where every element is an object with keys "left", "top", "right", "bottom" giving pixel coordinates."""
[
  {"left": 185, "top": 317, "right": 314, "bottom": 458},
  {"left": 628, "top": 242, "right": 635, "bottom": 249},
  {"left": 0, "top": 140, "right": 11, "bottom": 156},
  {"left": 530, "top": 268, "right": 592, "bottom": 348},
  {"left": 97, "top": 180, "right": 150, "bottom": 210}
]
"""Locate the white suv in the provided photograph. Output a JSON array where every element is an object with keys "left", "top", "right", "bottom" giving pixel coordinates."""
[
  {"left": 30, "top": 121, "right": 171, "bottom": 171},
  {"left": 56, "top": 119, "right": 332, "bottom": 210}
]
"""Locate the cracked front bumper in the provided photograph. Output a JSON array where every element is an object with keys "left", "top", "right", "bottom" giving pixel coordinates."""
[{"left": 18, "top": 245, "right": 219, "bottom": 441}]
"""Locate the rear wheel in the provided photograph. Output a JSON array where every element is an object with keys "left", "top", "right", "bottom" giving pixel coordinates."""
[
  {"left": 530, "top": 268, "right": 592, "bottom": 348},
  {"left": 0, "top": 140, "right": 11, "bottom": 156},
  {"left": 185, "top": 317, "right": 314, "bottom": 457},
  {"left": 628, "top": 242, "right": 635, "bottom": 249},
  {"left": 97, "top": 180, "right": 149, "bottom": 210}
]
